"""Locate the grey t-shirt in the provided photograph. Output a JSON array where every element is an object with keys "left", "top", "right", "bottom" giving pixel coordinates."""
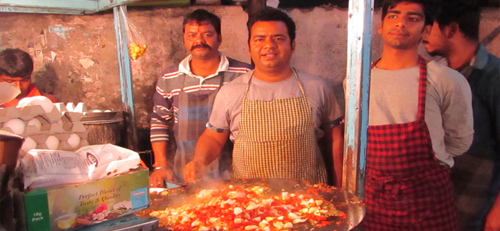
[
  {"left": 208, "top": 69, "right": 343, "bottom": 141},
  {"left": 369, "top": 61, "right": 474, "bottom": 167}
]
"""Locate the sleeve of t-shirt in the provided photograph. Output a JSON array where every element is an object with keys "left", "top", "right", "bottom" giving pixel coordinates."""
[
  {"left": 150, "top": 79, "right": 174, "bottom": 142},
  {"left": 439, "top": 67, "right": 474, "bottom": 157},
  {"left": 323, "top": 84, "right": 344, "bottom": 127}
]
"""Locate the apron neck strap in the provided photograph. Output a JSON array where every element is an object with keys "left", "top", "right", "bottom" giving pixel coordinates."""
[{"left": 416, "top": 56, "right": 427, "bottom": 120}]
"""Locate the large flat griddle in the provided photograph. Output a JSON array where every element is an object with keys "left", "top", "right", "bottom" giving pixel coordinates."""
[{"left": 141, "top": 178, "right": 365, "bottom": 231}]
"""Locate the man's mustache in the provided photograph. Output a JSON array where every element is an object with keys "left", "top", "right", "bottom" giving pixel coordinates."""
[{"left": 190, "top": 44, "right": 212, "bottom": 51}]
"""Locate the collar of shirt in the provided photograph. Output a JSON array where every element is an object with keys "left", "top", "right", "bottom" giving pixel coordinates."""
[
  {"left": 459, "top": 44, "right": 488, "bottom": 77},
  {"left": 469, "top": 44, "right": 489, "bottom": 70},
  {"left": 436, "top": 45, "right": 489, "bottom": 78},
  {"left": 178, "top": 52, "right": 229, "bottom": 80}
]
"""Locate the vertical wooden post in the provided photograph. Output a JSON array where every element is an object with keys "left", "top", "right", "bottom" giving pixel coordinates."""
[
  {"left": 113, "top": 5, "right": 138, "bottom": 151},
  {"left": 343, "top": 0, "right": 373, "bottom": 199}
]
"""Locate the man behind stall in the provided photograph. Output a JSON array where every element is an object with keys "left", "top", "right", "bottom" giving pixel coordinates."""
[
  {"left": 149, "top": 9, "right": 252, "bottom": 186},
  {"left": 364, "top": 0, "right": 473, "bottom": 230},
  {"left": 422, "top": 2, "right": 500, "bottom": 230},
  {"left": 183, "top": 8, "right": 344, "bottom": 186},
  {"left": 0, "top": 48, "right": 57, "bottom": 107}
]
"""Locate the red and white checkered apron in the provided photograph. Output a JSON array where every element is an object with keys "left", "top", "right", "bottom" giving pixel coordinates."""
[{"left": 364, "top": 57, "right": 458, "bottom": 231}]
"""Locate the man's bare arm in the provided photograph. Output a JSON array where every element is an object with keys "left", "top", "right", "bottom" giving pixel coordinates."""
[{"left": 183, "top": 129, "right": 229, "bottom": 182}]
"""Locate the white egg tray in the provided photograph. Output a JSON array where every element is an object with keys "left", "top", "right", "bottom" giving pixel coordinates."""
[{"left": 0, "top": 101, "right": 91, "bottom": 154}]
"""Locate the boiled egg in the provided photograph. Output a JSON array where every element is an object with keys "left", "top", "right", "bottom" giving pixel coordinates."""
[
  {"left": 21, "top": 137, "right": 37, "bottom": 153},
  {"left": 67, "top": 133, "right": 81, "bottom": 149},
  {"left": 45, "top": 135, "right": 60, "bottom": 150},
  {"left": 26, "top": 118, "right": 42, "bottom": 133},
  {"left": 18, "top": 96, "right": 54, "bottom": 113},
  {"left": 2, "top": 118, "right": 26, "bottom": 135}
]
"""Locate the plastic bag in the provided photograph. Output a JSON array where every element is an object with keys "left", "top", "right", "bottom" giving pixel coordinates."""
[
  {"left": 121, "top": 10, "right": 147, "bottom": 60},
  {"left": 75, "top": 144, "right": 141, "bottom": 180},
  {"left": 22, "top": 149, "right": 90, "bottom": 190},
  {"left": 21, "top": 144, "right": 141, "bottom": 190}
]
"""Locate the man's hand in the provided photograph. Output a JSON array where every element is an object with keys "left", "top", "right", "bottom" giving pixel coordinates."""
[
  {"left": 183, "top": 160, "right": 208, "bottom": 182},
  {"left": 149, "top": 168, "right": 174, "bottom": 187}
]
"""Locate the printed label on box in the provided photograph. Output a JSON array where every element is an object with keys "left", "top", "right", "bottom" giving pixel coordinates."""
[
  {"left": 24, "top": 168, "right": 149, "bottom": 231},
  {"left": 131, "top": 187, "right": 148, "bottom": 210}
]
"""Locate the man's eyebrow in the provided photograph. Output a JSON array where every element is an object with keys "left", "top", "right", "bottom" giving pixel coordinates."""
[
  {"left": 407, "top": 12, "right": 424, "bottom": 18},
  {"left": 387, "top": 9, "right": 424, "bottom": 18},
  {"left": 272, "top": 34, "right": 287, "bottom": 37},
  {"left": 387, "top": 9, "right": 401, "bottom": 14}
]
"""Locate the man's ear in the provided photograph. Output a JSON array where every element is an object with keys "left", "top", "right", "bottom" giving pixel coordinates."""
[
  {"left": 446, "top": 22, "right": 458, "bottom": 39},
  {"left": 291, "top": 41, "right": 296, "bottom": 52},
  {"left": 423, "top": 24, "right": 431, "bottom": 37}
]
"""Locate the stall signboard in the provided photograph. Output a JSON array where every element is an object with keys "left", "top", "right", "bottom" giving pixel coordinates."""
[{"left": 23, "top": 167, "right": 149, "bottom": 231}]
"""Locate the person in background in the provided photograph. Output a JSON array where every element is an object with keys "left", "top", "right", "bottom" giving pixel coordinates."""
[
  {"left": 149, "top": 9, "right": 252, "bottom": 187},
  {"left": 0, "top": 48, "right": 57, "bottom": 107},
  {"left": 183, "top": 7, "right": 344, "bottom": 186},
  {"left": 422, "top": 2, "right": 500, "bottom": 230},
  {"left": 364, "top": 0, "right": 474, "bottom": 230}
]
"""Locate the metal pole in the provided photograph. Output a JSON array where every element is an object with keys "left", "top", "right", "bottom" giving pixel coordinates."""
[
  {"left": 343, "top": 0, "right": 373, "bottom": 199},
  {"left": 113, "top": 5, "right": 138, "bottom": 151}
]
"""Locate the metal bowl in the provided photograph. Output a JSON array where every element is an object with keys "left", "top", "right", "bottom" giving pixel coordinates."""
[{"left": 81, "top": 110, "right": 118, "bottom": 121}]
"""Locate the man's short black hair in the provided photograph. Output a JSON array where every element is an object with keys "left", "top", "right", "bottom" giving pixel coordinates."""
[
  {"left": 183, "top": 9, "right": 222, "bottom": 39},
  {"left": 381, "top": 0, "right": 435, "bottom": 26},
  {"left": 0, "top": 48, "right": 33, "bottom": 80},
  {"left": 434, "top": 1, "right": 480, "bottom": 41},
  {"left": 248, "top": 7, "right": 296, "bottom": 46}
]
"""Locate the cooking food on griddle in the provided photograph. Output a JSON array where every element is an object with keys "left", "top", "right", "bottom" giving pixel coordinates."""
[{"left": 149, "top": 183, "right": 346, "bottom": 231}]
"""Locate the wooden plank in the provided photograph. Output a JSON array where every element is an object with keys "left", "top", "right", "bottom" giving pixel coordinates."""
[
  {"left": 123, "top": 0, "right": 190, "bottom": 7},
  {"left": 0, "top": 0, "right": 96, "bottom": 12},
  {"left": 343, "top": 0, "right": 373, "bottom": 199},
  {"left": 98, "top": 0, "right": 166, "bottom": 11},
  {"left": 0, "top": 0, "right": 187, "bottom": 14},
  {"left": 0, "top": 5, "right": 93, "bottom": 14}
]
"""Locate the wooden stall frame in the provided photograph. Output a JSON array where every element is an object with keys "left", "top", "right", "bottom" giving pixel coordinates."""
[{"left": 343, "top": 0, "right": 373, "bottom": 199}]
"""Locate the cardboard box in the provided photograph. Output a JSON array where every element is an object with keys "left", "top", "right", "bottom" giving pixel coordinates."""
[{"left": 23, "top": 168, "right": 149, "bottom": 231}]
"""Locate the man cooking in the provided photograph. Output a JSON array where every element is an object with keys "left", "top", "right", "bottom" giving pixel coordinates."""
[
  {"left": 0, "top": 48, "right": 57, "bottom": 107},
  {"left": 149, "top": 9, "right": 252, "bottom": 186},
  {"left": 363, "top": 0, "right": 474, "bottom": 230},
  {"left": 183, "top": 7, "right": 344, "bottom": 186}
]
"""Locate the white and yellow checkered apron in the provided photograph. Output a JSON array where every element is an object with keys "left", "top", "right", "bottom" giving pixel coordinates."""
[{"left": 232, "top": 69, "right": 328, "bottom": 184}]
